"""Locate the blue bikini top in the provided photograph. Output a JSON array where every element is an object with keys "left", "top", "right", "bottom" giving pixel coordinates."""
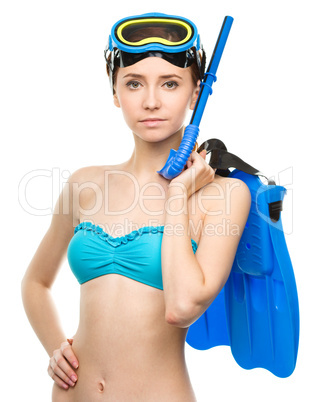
[{"left": 67, "top": 221, "right": 198, "bottom": 290}]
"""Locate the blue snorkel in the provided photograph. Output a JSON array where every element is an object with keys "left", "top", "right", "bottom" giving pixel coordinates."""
[{"left": 157, "top": 16, "right": 234, "bottom": 179}]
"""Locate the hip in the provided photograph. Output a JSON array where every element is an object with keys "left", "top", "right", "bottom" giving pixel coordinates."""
[
  {"left": 51, "top": 364, "right": 197, "bottom": 402},
  {"left": 52, "top": 333, "right": 196, "bottom": 401}
]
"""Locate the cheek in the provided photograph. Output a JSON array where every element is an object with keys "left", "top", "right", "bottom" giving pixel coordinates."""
[
  {"left": 117, "top": 95, "right": 139, "bottom": 127},
  {"left": 117, "top": 93, "right": 136, "bottom": 114},
  {"left": 173, "top": 95, "right": 193, "bottom": 119}
]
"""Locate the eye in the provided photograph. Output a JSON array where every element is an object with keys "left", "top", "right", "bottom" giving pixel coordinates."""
[
  {"left": 126, "top": 81, "right": 141, "bottom": 90},
  {"left": 163, "top": 81, "right": 179, "bottom": 89}
]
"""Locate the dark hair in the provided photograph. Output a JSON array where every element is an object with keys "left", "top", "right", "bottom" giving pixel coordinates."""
[
  {"left": 105, "top": 53, "right": 119, "bottom": 94},
  {"left": 188, "top": 50, "right": 202, "bottom": 85}
]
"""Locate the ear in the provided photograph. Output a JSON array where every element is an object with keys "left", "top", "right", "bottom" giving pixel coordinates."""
[
  {"left": 113, "top": 92, "right": 120, "bottom": 108},
  {"left": 190, "top": 80, "right": 200, "bottom": 110}
]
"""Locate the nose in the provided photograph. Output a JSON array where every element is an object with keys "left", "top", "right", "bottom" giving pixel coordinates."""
[{"left": 142, "top": 87, "right": 161, "bottom": 110}]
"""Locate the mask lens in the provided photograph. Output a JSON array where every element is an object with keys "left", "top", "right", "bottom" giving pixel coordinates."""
[
  {"left": 117, "top": 18, "right": 193, "bottom": 47},
  {"left": 122, "top": 22, "right": 188, "bottom": 44}
]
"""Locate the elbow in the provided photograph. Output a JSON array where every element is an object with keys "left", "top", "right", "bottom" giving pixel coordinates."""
[
  {"left": 21, "top": 275, "right": 27, "bottom": 299},
  {"left": 165, "top": 310, "right": 188, "bottom": 328},
  {"left": 165, "top": 301, "right": 199, "bottom": 328},
  {"left": 21, "top": 275, "right": 48, "bottom": 305},
  {"left": 165, "top": 290, "right": 217, "bottom": 328},
  {"left": 21, "top": 272, "right": 32, "bottom": 296},
  {"left": 21, "top": 275, "right": 31, "bottom": 305}
]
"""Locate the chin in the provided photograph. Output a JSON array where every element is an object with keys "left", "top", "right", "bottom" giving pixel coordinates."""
[{"left": 134, "top": 126, "right": 183, "bottom": 143}]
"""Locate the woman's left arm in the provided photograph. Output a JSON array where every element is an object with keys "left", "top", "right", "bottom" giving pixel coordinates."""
[{"left": 162, "top": 151, "right": 251, "bottom": 328}]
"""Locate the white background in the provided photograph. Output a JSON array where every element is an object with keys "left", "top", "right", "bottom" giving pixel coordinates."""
[{"left": 1, "top": 0, "right": 309, "bottom": 401}]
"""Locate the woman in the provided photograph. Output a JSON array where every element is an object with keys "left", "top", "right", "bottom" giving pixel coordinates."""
[{"left": 21, "top": 13, "right": 251, "bottom": 401}]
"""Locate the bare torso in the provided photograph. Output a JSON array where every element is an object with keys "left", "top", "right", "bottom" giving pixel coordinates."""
[{"left": 52, "top": 163, "right": 207, "bottom": 401}]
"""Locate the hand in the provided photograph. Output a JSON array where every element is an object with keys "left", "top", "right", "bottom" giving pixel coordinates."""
[
  {"left": 48, "top": 339, "right": 79, "bottom": 390},
  {"left": 169, "top": 149, "right": 215, "bottom": 198}
]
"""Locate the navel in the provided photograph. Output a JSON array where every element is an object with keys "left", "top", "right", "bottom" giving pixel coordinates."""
[{"left": 97, "top": 378, "right": 106, "bottom": 393}]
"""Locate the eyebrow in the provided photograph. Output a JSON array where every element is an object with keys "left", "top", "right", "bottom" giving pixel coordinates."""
[{"left": 122, "top": 73, "right": 183, "bottom": 80}]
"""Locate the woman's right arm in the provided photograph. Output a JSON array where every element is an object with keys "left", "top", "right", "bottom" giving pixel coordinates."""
[{"left": 21, "top": 169, "right": 82, "bottom": 389}]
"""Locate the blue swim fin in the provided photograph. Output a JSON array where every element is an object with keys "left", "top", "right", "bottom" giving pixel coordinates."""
[{"left": 186, "top": 141, "right": 299, "bottom": 378}]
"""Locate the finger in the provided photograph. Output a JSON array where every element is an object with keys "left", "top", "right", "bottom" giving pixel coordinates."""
[
  {"left": 48, "top": 364, "right": 70, "bottom": 390},
  {"left": 61, "top": 341, "right": 79, "bottom": 369},
  {"left": 191, "top": 150, "right": 204, "bottom": 160},
  {"left": 52, "top": 351, "right": 78, "bottom": 385},
  {"left": 49, "top": 359, "right": 76, "bottom": 387},
  {"left": 198, "top": 149, "right": 207, "bottom": 161}
]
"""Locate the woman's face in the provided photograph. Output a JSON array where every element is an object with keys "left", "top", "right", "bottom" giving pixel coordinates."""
[{"left": 113, "top": 57, "right": 200, "bottom": 143}]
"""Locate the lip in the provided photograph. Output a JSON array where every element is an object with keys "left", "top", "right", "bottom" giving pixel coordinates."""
[{"left": 139, "top": 118, "right": 166, "bottom": 127}]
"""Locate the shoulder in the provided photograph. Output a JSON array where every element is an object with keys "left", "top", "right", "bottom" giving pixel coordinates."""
[
  {"left": 65, "top": 165, "right": 109, "bottom": 210},
  {"left": 198, "top": 174, "right": 250, "bottom": 198},
  {"left": 67, "top": 163, "right": 129, "bottom": 202},
  {"left": 216, "top": 175, "right": 251, "bottom": 201},
  {"left": 67, "top": 164, "right": 121, "bottom": 188},
  {"left": 68, "top": 165, "right": 105, "bottom": 185},
  {"left": 198, "top": 175, "right": 251, "bottom": 215}
]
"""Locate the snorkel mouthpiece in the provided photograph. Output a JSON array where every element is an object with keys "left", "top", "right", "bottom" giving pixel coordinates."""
[{"left": 157, "top": 16, "right": 234, "bottom": 180}]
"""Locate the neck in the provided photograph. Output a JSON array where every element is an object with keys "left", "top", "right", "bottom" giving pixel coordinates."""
[{"left": 124, "top": 127, "right": 184, "bottom": 182}]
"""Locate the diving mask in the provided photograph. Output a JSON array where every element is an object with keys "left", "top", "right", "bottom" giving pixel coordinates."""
[{"left": 105, "top": 12, "right": 206, "bottom": 88}]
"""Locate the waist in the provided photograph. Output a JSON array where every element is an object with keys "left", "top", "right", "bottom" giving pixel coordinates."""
[
  {"left": 74, "top": 310, "right": 188, "bottom": 369},
  {"left": 68, "top": 334, "right": 194, "bottom": 402},
  {"left": 75, "top": 275, "right": 187, "bottom": 361},
  {"left": 72, "top": 330, "right": 187, "bottom": 372},
  {"left": 53, "top": 349, "right": 195, "bottom": 402},
  {"left": 60, "top": 276, "right": 196, "bottom": 400}
]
